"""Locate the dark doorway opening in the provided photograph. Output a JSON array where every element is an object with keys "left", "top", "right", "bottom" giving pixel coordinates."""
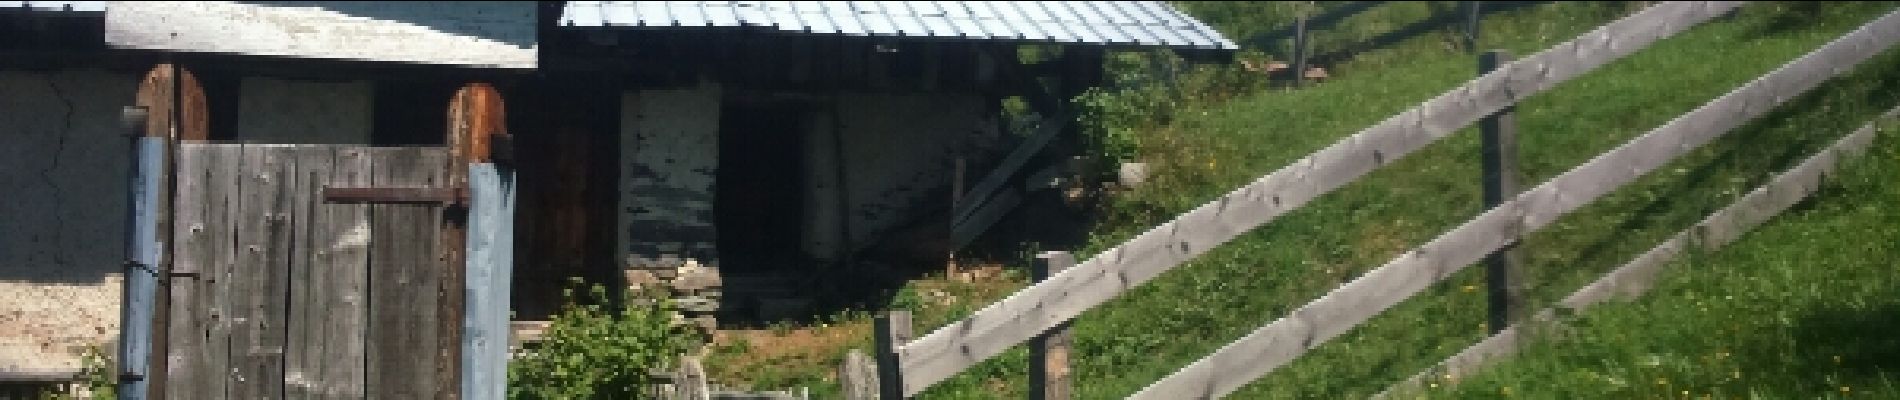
[{"left": 716, "top": 100, "right": 809, "bottom": 276}]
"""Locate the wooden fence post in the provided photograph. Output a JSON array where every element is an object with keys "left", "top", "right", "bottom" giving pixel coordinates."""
[
  {"left": 1478, "top": 50, "right": 1525, "bottom": 334},
  {"left": 1290, "top": 7, "right": 1310, "bottom": 89},
  {"left": 840, "top": 349, "right": 878, "bottom": 399},
  {"left": 1029, "top": 252, "right": 1076, "bottom": 400},
  {"left": 1464, "top": 2, "right": 1484, "bottom": 52},
  {"left": 875, "top": 310, "right": 913, "bottom": 399}
]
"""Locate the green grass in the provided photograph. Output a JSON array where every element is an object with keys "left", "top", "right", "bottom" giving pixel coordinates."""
[
  {"left": 1416, "top": 126, "right": 1900, "bottom": 399},
  {"left": 704, "top": 2, "right": 1900, "bottom": 398}
]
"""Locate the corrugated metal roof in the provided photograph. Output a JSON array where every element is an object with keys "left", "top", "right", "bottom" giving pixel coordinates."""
[
  {"left": 559, "top": 1, "right": 1237, "bottom": 50},
  {"left": 0, "top": 1, "right": 106, "bottom": 12}
]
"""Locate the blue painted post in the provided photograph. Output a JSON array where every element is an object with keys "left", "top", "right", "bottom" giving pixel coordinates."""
[
  {"left": 461, "top": 162, "right": 516, "bottom": 400},
  {"left": 119, "top": 106, "right": 160, "bottom": 400}
]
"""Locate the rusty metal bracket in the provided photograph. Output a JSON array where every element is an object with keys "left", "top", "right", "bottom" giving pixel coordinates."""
[{"left": 322, "top": 186, "right": 469, "bottom": 205}]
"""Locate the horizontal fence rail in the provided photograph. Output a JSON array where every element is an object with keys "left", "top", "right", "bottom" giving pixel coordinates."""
[
  {"left": 1130, "top": 9, "right": 1900, "bottom": 399},
  {"left": 1373, "top": 106, "right": 1899, "bottom": 399},
  {"left": 890, "top": 2, "right": 1744, "bottom": 395}
]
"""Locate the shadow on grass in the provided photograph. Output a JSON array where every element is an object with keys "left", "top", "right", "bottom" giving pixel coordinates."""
[
  {"left": 1533, "top": 55, "right": 1900, "bottom": 297},
  {"left": 1786, "top": 302, "right": 1900, "bottom": 379}
]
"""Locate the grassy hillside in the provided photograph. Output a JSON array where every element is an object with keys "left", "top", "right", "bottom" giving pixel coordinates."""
[
  {"left": 1414, "top": 124, "right": 1900, "bottom": 399},
  {"left": 703, "top": 2, "right": 1900, "bottom": 398}
]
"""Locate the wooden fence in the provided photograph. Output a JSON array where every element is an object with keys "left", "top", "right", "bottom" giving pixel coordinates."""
[
  {"left": 1371, "top": 105, "right": 1899, "bottom": 399},
  {"left": 854, "top": 2, "right": 1900, "bottom": 398}
]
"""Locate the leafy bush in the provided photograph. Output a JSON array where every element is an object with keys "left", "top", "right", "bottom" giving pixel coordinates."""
[
  {"left": 507, "top": 280, "right": 695, "bottom": 400},
  {"left": 44, "top": 345, "right": 116, "bottom": 399}
]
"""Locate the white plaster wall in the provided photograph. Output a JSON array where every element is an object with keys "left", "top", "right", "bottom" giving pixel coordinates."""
[
  {"left": 619, "top": 82, "right": 722, "bottom": 265},
  {"left": 236, "top": 77, "right": 373, "bottom": 144},
  {"left": 802, "top": 92, "right": 1000, "bottom": 261},
  {"left": 0, "top": 69, "right": 140, "bottom": 372}
]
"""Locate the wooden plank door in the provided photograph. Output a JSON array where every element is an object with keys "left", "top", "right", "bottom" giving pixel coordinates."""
[{"left": 166, "top": 144, "right": 450, "bottom": 400}]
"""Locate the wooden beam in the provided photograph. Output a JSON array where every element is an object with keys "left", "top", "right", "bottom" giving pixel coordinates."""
[
  {"left": 1131, "top": 11, "right": 1900, "bottom": 397},
  {"left": 893, "top": 3, "right": 1744, "bottom": 394},
  {"left": 950, "top": 116, "right": 1060, "bottom": 228}
]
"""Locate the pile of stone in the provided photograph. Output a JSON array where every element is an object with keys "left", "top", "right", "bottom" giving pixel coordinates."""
[{"left": 624, "top": 255, "right": 724, "bottom": 340}]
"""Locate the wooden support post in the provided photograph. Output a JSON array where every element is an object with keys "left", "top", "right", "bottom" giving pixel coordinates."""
[
  {"left": 1479, "top": 50, "right": 1524, "bottom": 334},
  {"left": 452, "top": 84, "right": 512, "bottom": 400},
  {"left": 1029, "top": 252, "right": 1076, "bottom": 400},
  {"left": 875, "top": 310, "right": 913, "bottom": 399}
]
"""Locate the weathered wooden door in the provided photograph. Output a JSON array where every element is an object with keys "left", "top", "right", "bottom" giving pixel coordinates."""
[{"left": 163, "top": 144, "right": 454, "bottom": 399}]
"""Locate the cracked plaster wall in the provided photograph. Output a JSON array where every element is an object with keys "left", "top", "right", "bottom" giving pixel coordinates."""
[
  {"left": 0, "top": 69, "right": 139, "bottom": 372},
  {"left": 0, "top": 72, "right": 372, "bottom": 372}
]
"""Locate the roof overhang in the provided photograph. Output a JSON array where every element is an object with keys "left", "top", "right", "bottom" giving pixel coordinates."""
[
  {"left": 558, "top": 1, "right": 1237, "bottom": 53},
  {"left": 103, "top": 1, "right": 538, "bottom": 69}
]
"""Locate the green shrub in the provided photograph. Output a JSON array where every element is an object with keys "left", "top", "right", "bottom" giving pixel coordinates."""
[{"left": 507, "top": 280, "right": 695, "bottom": 400}]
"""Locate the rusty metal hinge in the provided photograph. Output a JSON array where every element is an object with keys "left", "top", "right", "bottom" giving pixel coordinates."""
[{"left": 322, "top": 186, "right": 469, "bottom": 205}]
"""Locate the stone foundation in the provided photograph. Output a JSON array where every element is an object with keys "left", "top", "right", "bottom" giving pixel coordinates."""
[{"left": 624, "top": 255, "right": 723, "bottom": 340}]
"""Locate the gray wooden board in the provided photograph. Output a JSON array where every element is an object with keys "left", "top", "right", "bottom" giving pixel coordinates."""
[
  {"left": 206, "top": 146, "right": 240, "bottom": 399},
  {"left": 1129, "top": 10, "right": 1900, "bottom": 399},
  {"left": 165, "top": 143, "right": 202, "bottom": 396},
  {"left": 166, "top": 144, "right": 238, "bottom": 399},
  {"left": 166, "top": 144, "right": 206, "bottom": 399},
  {"left": 895, "top": 2, "right": 1746, "bottom": 394},
  {"left": 285, "top": 147, "right": 330, "bottom": 400},
  {"left": 1372, "top": 108, "right": 1894, "bottom": 399},
  {"left": 320, "top": 148, "right": 371, "bottom": 398},
  {"left": 229, "top": 144, "right": 289, "bottom": 400},
  {"left": 366, "top": 147, "right": 447, "bottom": 399}
]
